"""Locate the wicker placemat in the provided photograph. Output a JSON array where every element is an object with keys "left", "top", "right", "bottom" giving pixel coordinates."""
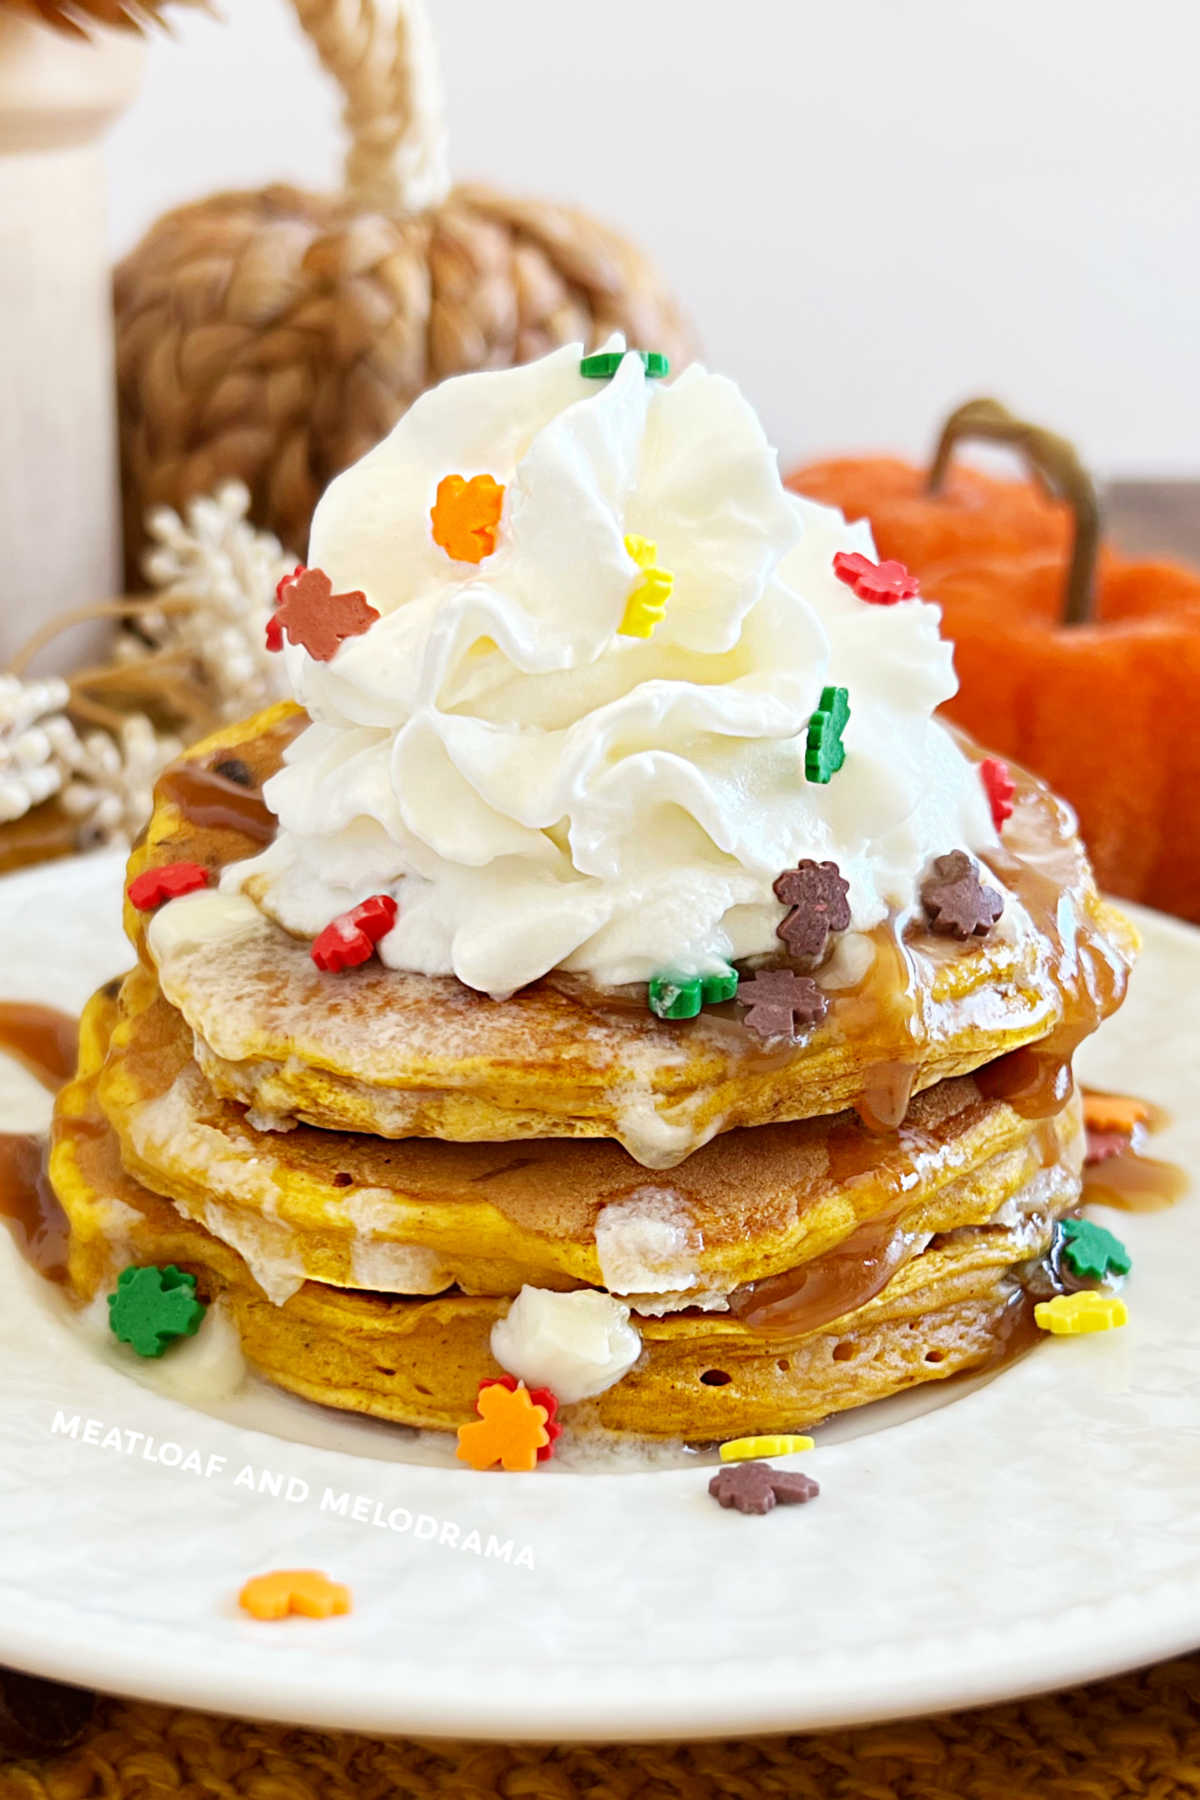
[{"left": 1, "top": 1654, "right": 1197, "bottom": 1799}]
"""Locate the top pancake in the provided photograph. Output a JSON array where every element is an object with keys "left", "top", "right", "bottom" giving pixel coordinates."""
[{"left": 127, "top": 704, "right": 1137, "bottom": 1167}]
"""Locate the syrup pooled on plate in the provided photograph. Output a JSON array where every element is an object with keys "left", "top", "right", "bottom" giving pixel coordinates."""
[
  {"left": 0, "top": 1000, "right": 78, "bottom": 1091},
  {"left": 0, "top": 1000, "right": 78, "bottom": 1284},
  {"left": 1081, "top": 1091, "right": 1185, "bottom": 1214},
  {"left": 0, "top": 1132, "right": 69, "bottom": 1282}
]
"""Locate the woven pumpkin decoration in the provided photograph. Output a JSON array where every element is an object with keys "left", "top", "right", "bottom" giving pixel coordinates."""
[
  {"left": 0, "top": 0, "right": 195, "bottom": 32},
  {"left": 114, "top": 0, "right": 695, "bottom": 573},
  {"left": 789, "top": 399, "right": 1200, "bottom": 921}
]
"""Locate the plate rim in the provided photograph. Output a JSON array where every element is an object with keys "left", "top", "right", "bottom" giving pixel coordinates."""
[{"left": 0, "top": 854, "right": 1197, "bottom": 1740}]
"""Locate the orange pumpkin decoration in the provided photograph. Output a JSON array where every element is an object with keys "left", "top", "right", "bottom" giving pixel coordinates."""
[{"left": 789, "top": 400, "right": 1200, "bottom": 922}]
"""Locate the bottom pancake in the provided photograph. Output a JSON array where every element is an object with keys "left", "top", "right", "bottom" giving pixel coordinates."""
[{"left": 52, "top": 991, "right": 1084, "bottom": 1442}]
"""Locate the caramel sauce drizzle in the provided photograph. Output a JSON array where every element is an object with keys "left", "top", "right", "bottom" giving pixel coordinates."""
[
  {"left": 729, "top": 1209, "right": 921, "bottom": 1336},
  {"left": 152, "top": 708, "right": 306, "bottom": 850},
  {"left": 551, "top": 753, "right": 1132, "bottom": 1150},
  {"left": 0, "top": 1001, "right": 78, "bottom": 1283},
  {"left": 729, "top": 1080, "right": 1184, "bottom": 1341},
  {"left": 155, "top": 762, "right": 276, "bottom": 846}
]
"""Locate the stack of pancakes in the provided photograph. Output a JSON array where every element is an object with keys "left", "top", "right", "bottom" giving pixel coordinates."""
[{"left": 52, "top": 701, "right": 1137, "bottom": 1442}]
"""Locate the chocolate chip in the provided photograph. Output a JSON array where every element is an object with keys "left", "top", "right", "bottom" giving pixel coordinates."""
[
  {"left": 739, "top": 968, "right": 828, "bottom": 1043},
  {"left": 332, "top": 1172, "right": 353, "bottom": 1188},
  {"left": 920, "top": 851, "right": 1004, "bottom": 939},
  {"left": 212, "top": 757, "right": 253, "bottom": 787},
  {"left": 0, "top": 1667, "right": 96, "bottom": 1757},
  {"left": 708, "top": 1460, "right": 820, "bottom": 1515},
  {"left": 773, "top": 859, "right": 851, "bottom": 961}
]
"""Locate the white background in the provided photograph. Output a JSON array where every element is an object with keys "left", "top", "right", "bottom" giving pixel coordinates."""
[{"left": 104, "top": 0, "right": 1200, "bottom": 475}]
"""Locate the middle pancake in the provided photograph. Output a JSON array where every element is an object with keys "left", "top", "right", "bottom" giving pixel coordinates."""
[{"left": 99, "top": 965, "right": 1084, "bottom": 1314}]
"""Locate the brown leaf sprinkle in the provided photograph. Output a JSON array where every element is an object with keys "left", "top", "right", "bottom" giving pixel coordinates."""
[
  {"left": 773, "top": 859, "right": 851, "bottom": 961},
  {"left": 739, "top": 968, "right": 828, "bottom": 1042},
  {"left": 920, "top": 851, "right": 1004, "bottom": 939},
  {"left": 708, "top": 1461, "right": 821, "bottom": 1515},
  {"left": 275, "top": 566, "right": 379, "bottom": 662}
]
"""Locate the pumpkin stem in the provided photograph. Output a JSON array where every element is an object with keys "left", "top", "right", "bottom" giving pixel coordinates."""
[
  {"left": 289, "top": 0, "right": 452, "bottom": 216},
  {"left": 927, "top": 397, "right": 1100, "bottom": 626}
]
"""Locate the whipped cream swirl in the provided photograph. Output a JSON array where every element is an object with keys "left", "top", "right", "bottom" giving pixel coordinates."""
[{"left": 226, "top": 343, "right": 997, "bottom": 994}]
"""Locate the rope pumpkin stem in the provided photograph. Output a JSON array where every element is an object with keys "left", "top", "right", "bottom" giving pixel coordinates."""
[
  {"left": 289, "top": 0, "right": 451, "bottom": 216},
  {"left": 927, "top": 397, "right": 1100, "bottom": 627}
]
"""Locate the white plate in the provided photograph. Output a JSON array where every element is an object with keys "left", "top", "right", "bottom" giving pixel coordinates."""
[{"left": 0, "top": 851, "right": 1197, "bottom": 1741}]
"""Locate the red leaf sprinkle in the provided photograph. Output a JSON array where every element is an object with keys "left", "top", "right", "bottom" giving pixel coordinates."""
[
  {"left": 980, "top": 757, "right": 1016, "bottom": 832},
  {"left": 832, "top": 550, "right": 920, "bottom": 605},
  {"left": 127, "top": 862, "right": 210, "bottom": 911},
  {"left": 273, "top": 566, "right": 379, "bottom": 662},
  {"left": 310, "top": 894, "right": 397, "bottom": 972}
]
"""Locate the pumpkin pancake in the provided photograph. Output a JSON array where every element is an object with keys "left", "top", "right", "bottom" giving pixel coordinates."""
[
  {"left": 57, "top": 988, "right": 1085, "bottom": 1441},
  {"left": 97, "top": 965, "right": 1085, "bottom": 1315},
  {"left": 127, "top": 706, "right": 1136, "bottom": 1169}
]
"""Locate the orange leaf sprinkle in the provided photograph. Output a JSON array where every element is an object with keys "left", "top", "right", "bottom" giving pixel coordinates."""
[
  {"left": 430, "top": 474, "right": 505, "bottom": 564},
  {"left": 238, "top": 1570, "right": 351, "bottom": 1621},
  {"left": 1081, "top": 1091, "right": 1154, "bottom": 1134},
  {"left": 455, "top": 1379, "right": 550, "bottom": 1472}
]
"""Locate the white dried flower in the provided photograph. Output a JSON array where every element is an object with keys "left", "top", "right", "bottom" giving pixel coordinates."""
[
  {"left": 0, "top": 667, "right": 183, "bottom": 846},
  {"left": 1, "top": 483, "right": 290, "bottom": 850},
  {"left": 132, "top": 480, "right": 292, "bottom": 720},
  {"left": 59, "top": 714, "right": 182, "bottom": 847},
  {"left": 0, "top": 673, "right": 73, "bottom": 822}
]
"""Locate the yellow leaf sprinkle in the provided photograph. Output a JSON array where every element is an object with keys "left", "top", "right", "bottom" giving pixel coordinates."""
[
  {"left": 719, "top": 1433, "right": 815, "bottom": 1462},
  {"left": 619, "top": 535, "right": 674, "bottom": 638},
  {"left": 1034, "top": 1292, "right": 1129, "bottom": 1336}
]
